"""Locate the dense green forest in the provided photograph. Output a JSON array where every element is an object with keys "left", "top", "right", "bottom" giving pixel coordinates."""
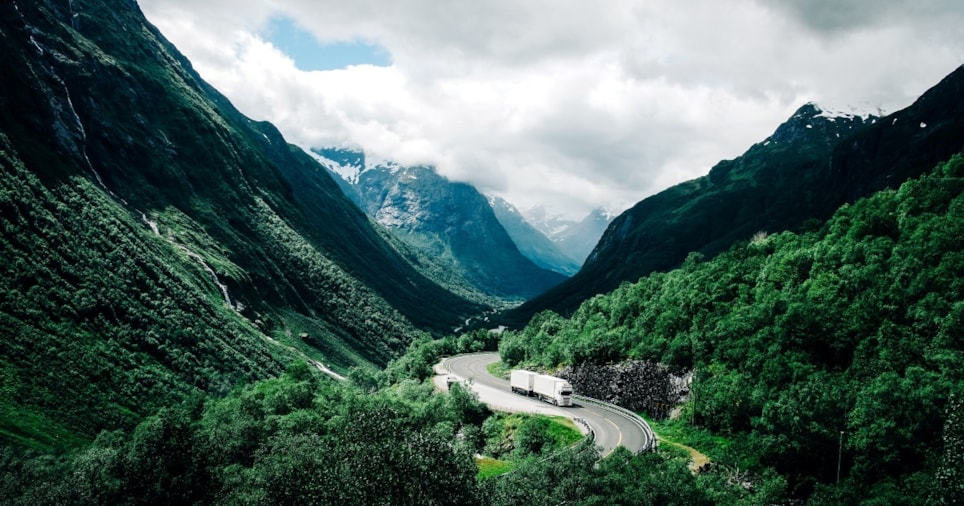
[
  {"left": 0, "top": 341, "right": 785, "bottom": 506},
  {"left": 0, "top": 136, "right": 295, "bottom": 448},
  {"left": 500, "top": 153, "right": 964, "bottom": 502},
  {"left": 3, "top": 1, "right": 963, "bottom": 504}
]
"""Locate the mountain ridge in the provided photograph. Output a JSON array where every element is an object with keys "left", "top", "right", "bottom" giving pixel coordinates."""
[
  {"left": 487, "top": 195, "right": 582, "bottom": 276},
  {"left": 505, "top": 65, "right": 964, "bottom": 326}
]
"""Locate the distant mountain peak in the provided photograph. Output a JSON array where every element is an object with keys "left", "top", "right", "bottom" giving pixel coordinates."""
[
  {"left": 808, "top": 102, "right": 878, "bottom": 121},
  {"left": 316, "top": 158, "right": 566, "bottom": 301},
  {"left": 310, "top": 146, "right": 413, "bottom": 182},
  {"left": 767, "top": 102, "right": 877, "bottom": 145}
]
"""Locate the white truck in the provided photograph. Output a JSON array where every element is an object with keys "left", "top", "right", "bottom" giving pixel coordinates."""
[{"left": 510, "top": 370, "right": 573, "bottom": 407}]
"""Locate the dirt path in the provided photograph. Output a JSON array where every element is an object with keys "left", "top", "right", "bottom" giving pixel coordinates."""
[{"left": 657, "top": 436, "right": 711, "bottom": 472}]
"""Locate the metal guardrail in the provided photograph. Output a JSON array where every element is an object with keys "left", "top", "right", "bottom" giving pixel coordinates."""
[
  {"left": 575, "top": 395, "right": 657, "bottom": 454},
  {"left": 572, "top": 417, "right": 595, "bottom": 444}
]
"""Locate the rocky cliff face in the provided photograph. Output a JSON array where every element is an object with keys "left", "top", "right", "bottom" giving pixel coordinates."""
[
  {"left": 559, "top": 361, "right": 690, "bottom": 420},
  {"left": 554, "top": 208, "right": 613, "bottom": 264},
  {"left": 488, "top": 196, "right": 581, "bottom": 276}
]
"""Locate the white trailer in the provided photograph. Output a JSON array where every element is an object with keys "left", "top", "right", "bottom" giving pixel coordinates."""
[
  {"left": 510, "top": 370, "right": 573, "bottom": 407},
  {"left": 510, "top": 370, "right": 538, "bottom": 395}
]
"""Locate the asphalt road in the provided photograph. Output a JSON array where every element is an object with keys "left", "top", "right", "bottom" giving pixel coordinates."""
[{"left": 439, "top": 352, "right": 655, "bottom": 456}]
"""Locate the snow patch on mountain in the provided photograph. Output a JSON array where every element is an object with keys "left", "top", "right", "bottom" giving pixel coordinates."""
[
  {"left": 307, "top": 146, "right": 410, "bottom": 183},
  {"left": 522, "top": 205, "right": 579, "bottom": 240},
  {"left": 305, "top": 147, "right": 363, "bottom": 183},
  {"left": 809, "top": 102, "right": 879, "bottom": 121}
]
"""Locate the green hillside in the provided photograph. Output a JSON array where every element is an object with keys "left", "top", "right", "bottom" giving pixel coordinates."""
[
  {"left": 2, "top": 1, "right": 963, "bottom": 504},
  {"left": 0, "top": 0, "right": 480, "bottom": 448}
]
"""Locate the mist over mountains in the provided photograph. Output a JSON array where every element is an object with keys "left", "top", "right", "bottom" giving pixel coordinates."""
[{"left": 0, "top": 0, "right": 483, "bottom": 445}]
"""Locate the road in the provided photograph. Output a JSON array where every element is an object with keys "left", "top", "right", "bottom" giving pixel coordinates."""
[{"left": 438, "top": 352, "right": 655, "bottom": 456}]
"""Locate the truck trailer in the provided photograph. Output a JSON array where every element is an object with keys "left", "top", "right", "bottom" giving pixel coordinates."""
[
  {"left": 510, "top": 370, "right": 538, "bottom": 395},
  {"left": 510, "top": 370, "right": 573, "bottom": 407}
]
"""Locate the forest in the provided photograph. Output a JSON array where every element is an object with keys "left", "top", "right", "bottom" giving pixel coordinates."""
[
  {"left": 0, "top": 340, "right": 784, "bottom": 506},
  {"left": 499, "top": 153, "right": 964, "bottom": 503}
]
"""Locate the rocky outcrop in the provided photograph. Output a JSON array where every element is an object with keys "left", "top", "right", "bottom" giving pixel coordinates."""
[{"left": 559, "top": 361, "right": 690, "bottom": 420}]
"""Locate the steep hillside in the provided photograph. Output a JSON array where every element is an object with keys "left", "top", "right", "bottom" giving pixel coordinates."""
[
  {"left": 0, "top": 0, "right": 479, "bottom": 447},
  {"left": 506, "top": 65, "right": 964, "bottom": 325},
  {"left": 314, "top": 152, "right": 567, "bottom": 302}
]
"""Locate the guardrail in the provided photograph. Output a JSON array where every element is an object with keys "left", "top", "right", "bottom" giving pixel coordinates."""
[
  {"left": 572, "top": 417, "right": 595, "bottom": 444},
  {"left": 575, "top": 395, "right": 657, "bottom": 454}
]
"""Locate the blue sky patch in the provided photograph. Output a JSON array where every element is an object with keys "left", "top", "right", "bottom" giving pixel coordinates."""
[{"left": 263, "top": 16, "right": 391, "bottom": 71}]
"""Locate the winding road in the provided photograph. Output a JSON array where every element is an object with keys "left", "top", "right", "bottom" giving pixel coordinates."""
[{"left": 438, "top": 352, "right": 655, "bottom": 456}]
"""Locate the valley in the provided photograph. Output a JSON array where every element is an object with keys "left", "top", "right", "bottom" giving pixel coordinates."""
[{"left": 1, "top": 1, "right": 963, "bottom": 504}]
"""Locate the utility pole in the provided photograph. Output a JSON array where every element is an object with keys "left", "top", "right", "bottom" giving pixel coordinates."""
[
  {"left": 690, "top": 337, "right": 698, "bottom": 427},
  {"left": 837, "top": 430, "right": 845, "bottom": 485}
]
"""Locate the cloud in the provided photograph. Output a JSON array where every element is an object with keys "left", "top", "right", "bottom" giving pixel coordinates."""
[
  {"left": 759, "top": 0, "right": 964, "bottom": 35},
  {"left": 139, "top": 0, "right": 964, "bottom": 219}
]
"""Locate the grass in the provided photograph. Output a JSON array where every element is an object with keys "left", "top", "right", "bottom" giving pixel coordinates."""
[
  {"left": 476, "top": 456, "right": 514, "bottom": 479},
  {"left": 476, "top": 413, "right": 585, "bottom": 479},
  {"left": 275, "top": 309, "right": 374, "bottom": 374},
  {"left": 544, "top": 415, "right": 584, "bottom": 446},
  {"left": 486, "top": 359, "right": 511, "bottom": 380},
  {"left": 0, "top": 404, "right": 88, "bottom": 452},
  {"left": 644, "top": 413, "right": 725, "bottom": 471}
]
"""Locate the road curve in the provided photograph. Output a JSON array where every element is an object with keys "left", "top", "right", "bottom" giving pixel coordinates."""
[{"left": 440, "top": 352, "right": 655, "bottom": 456}]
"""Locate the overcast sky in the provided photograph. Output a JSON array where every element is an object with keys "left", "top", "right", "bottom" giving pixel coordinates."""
[{"left": 139, "top": 0, "right": 963, "bottom": 220}]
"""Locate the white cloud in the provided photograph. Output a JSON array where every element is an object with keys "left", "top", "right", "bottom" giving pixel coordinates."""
[{"left": 139, "top": 0, "right": 964, "bottom": 219}]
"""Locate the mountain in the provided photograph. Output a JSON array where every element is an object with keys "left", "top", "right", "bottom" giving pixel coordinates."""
[
  {"left": 554, "top": 208, "right": 614, "bottom": 263},
  {"left": 314, "top": 149, "right": 567, "bottom": 302},
  {"left": 505, "top": 65, "right": 964, "bottom": 325},
  {"left": 487, "top": 196, "right": 581, "bottom": 276},
  {"left": 0, "top": 0, "right": 482, "bottom": 448},
  {"left": 523, "top": 205, "right": 613, "bottom": 264}
]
